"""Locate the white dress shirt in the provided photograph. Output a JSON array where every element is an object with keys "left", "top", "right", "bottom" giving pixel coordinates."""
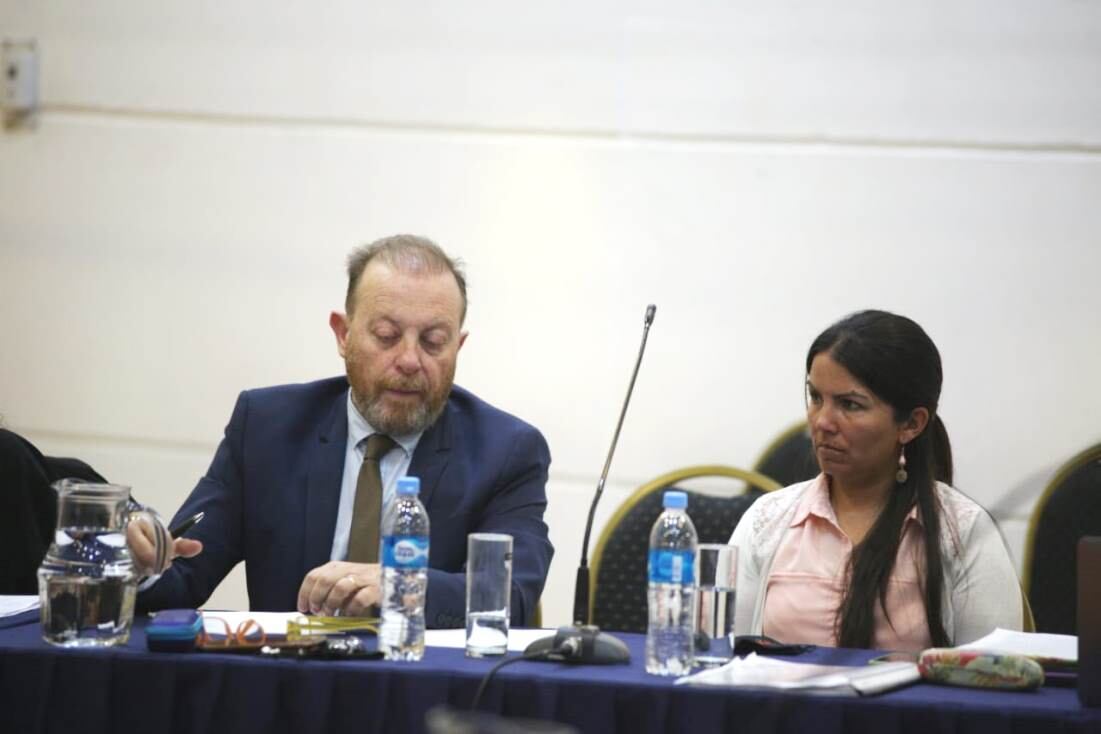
[{"left": 329, "top": 390, "right": 423, "bottom": 562}]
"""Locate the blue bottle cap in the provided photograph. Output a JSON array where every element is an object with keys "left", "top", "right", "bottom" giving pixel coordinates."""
[
  {"left": 396, "top": 476, "right": 420, "bottom": 496},
  {"left": 662, "top": 490, "right": 688, "bottom": 509}
]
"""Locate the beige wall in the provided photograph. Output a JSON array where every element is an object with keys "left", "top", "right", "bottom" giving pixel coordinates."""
[{"left": 2, "top": 2, "right": 1100, "bottom": 624}]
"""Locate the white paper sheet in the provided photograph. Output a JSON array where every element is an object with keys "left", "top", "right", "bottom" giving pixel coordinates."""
[
  {"left": 958, "top": 627, "right": 1077, "bottom": 664},
  {"left": 425, "top": 628, "right": 555, "bottom": 652},
  {"left": 676, "top": 653, "right": 920, "bottom": 696},
  {"left": 0, "top": 595, "right": 39, "bottom": 618}
]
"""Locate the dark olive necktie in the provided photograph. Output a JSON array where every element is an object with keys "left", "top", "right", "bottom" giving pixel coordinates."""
[{"left": 346, "top": 433, "right": 397, "bottom": 563}]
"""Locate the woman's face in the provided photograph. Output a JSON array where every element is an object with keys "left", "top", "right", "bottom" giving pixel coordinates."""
[{"left": 806, "top": 352, "right": 916, "bottom": 492}]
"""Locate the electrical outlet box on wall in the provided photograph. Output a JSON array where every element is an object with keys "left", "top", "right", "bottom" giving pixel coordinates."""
[{"left": 3, "top": 38, "right": 38, "bottom": 126}]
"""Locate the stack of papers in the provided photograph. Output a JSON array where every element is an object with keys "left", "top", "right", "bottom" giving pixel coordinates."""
[
  {"left": 424, "top": 627, "right": 554, "bottom": 652},
  {"left": 676, "top": 653, "right": 920, "bottom": 696},
  {"left": 958, "top": 628, "right": 1077, "bottom": 668},
  {"left": 0, "top": 596, "right": 40, "bottom": 618}
]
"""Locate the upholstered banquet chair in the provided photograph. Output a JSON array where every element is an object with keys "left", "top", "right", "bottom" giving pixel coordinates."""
[
  {"left": 589, "top": 465, "right": 780, "bottom": 633},
  {"left": 753, "top": 421, "right": 819, "bottom": 489},
  {"left": 1022, "top": 442, "right": 1101, "bottom": 634}
]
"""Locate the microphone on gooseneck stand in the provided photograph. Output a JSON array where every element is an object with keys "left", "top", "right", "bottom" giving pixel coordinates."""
[{"left": 525, "top": 304, "right": 657, "bottom": 665}]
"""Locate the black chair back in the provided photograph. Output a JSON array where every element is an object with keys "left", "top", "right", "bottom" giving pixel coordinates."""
[
  {"left": 753, "top": 421, "right": 818, "bottom": 489},
  {"left": 589, "top": 466, "right": 780, "bottom": 634},
  {"left": 1023, "top": 443, "right": 1101, "bottom": 634}
]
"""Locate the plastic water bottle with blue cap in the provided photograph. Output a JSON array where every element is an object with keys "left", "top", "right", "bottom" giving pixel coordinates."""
[
  {"left": 645, "top": 490, "right": 698, "bottom": 675},
  {"left": 380, "top": 476, "right": 430, "bottom": 661}
]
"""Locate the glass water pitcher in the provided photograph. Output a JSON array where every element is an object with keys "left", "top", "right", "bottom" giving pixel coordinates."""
[{"left": 37, "top": 480, "right": 143, "bottom": 647}]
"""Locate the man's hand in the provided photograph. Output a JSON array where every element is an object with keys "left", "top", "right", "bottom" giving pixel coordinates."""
[
  {"left": 297, "top": 562, "right": 381, "bottom": 616},
  {"left": 126, "top": 516, "right": 203, "bottom": 577}
]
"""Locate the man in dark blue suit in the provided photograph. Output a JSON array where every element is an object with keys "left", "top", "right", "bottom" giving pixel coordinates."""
[{"left": 139, "top": 236, "right": 553, "bottom": 627}]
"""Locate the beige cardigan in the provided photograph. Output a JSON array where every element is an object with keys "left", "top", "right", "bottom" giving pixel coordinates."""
[{"left": 729, "top": 476, "right": 1023, "bottom": 646}]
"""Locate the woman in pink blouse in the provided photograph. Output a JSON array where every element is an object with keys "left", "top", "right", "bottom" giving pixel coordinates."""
[{"left": 730, "top": 310, "right": 1022, "bottom": 651}]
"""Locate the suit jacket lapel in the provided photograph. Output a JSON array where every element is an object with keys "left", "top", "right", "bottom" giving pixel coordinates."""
[
  {"left": 303, "top": 390, "right": 348, "bottom": 572},
  {"left": 408, "top": 399, "right": 452, "bottom": 511}
]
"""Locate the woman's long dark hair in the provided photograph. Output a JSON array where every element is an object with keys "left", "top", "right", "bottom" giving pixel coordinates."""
[{"left": 807, "top": 310, "right": 953, "bottom": 648}]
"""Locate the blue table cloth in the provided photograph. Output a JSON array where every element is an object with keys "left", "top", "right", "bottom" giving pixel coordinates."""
[{"left": 1, "top": 614, "right": 1099, "bottom": 734}]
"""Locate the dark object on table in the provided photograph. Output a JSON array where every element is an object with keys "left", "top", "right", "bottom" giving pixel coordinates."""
[
  {"left": 0, "top": 429, "right": 106, "bottom": 594},
  {"left": 147, "top": 609, "right": 203, "bottom": 652},
  {"left": 1022, "top": 443, "right": 1101, "bottom": 634},
  {"left": 426, "top": 706, "right": 578, "bottom": 734},
  {"left": 590, "top": 466, "right": 779, "bottom": 633},
  {"left": 753, "top": 421, "right": 819, "bottom": 488},
  {"left": 258, "top": 635, "right": 383, "bottom": 660},
  {"left": 733, "top": 634, "right": 815, "bottom": 656},
  {"left": 1079, "top": 537, "right": 1101, "bottom": 706},
  {"left": 869, "top": 651, "right": 920, "bottom": 664},
  {"left": 524, "top": 625, "right": 630, "bottom": 664}
]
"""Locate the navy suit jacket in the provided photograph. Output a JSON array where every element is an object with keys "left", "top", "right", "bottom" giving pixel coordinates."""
[{"left": 138, "top": 377, "right": 554, "bottom": 627}]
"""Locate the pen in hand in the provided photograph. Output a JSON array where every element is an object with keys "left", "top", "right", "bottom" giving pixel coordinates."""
[{"left": 169, "top": 511, "right": 205, "bottom": 539}]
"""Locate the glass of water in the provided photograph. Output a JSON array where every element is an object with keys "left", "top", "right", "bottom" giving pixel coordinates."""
[
  {"left": 465, "top": 533, "right": 513, "bottom": 657},
  {"left": 694, "top": 543, "right": 737, "bottom": 667}
]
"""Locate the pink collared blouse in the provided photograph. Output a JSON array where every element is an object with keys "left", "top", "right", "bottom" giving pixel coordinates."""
[{"left": 761, "top": 476, "right": 933, "bottom": 651}]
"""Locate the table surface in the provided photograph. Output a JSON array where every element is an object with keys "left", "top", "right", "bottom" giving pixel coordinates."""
[{"left": 1, "top": 611, "right": 1100, "bottom": 734}]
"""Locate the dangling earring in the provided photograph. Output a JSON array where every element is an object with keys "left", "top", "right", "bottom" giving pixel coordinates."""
[{"left": 896, "top": 446, "right": 908, "bottom": 484}]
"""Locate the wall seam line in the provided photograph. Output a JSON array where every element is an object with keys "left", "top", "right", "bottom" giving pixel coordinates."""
[{"left": 36, "top": 103, "right": 1101, "bottom": 159}]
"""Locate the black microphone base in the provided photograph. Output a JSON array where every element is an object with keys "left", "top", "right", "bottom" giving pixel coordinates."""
[{"left": 524, "top": 625, "right": 630, "bottom": 665}]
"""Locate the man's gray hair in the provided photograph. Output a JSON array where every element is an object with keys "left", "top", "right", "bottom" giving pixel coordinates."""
[{"left": 345, "top": 234, "right": 468, "bottom": 323}]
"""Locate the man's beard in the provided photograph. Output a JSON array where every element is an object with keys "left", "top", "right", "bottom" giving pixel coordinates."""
[{"left": 350, "top": 375, "right": 452, "bottom": 436}]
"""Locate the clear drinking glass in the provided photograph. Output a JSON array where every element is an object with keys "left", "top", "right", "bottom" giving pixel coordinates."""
[
  {"left": 37, "top": 480, "right": 140, "bottom": 647},
  {"left": 694, "top": 543, "right": 737, "bottom": 667},
  {"left": 465, "top": 533, "right": 513, "bottom": 657}
]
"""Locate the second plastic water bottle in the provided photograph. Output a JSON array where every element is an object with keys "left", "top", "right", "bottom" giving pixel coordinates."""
[
  {"left": 380, "top": 476, "right": 429, "bottom": 661},
  {"left": 645, "top": 490, "right": 698, "bottom": 676}
]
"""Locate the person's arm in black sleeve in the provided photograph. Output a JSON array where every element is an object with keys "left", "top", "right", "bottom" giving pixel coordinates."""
[{"left": 0, "top": 430, "right": 58, "bottom": 595}]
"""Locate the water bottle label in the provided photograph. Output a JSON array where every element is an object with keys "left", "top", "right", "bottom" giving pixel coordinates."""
[
  {"left": 382, "top": 535, "right": 429, "bottom": 569},
  {"left": 648, "top": 549, "right": 695, "bottom": 584}
]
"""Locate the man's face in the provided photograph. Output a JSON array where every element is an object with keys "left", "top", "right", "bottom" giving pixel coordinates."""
[{"left": 330, "top": 261, "right": 467, "bottom": 436}]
